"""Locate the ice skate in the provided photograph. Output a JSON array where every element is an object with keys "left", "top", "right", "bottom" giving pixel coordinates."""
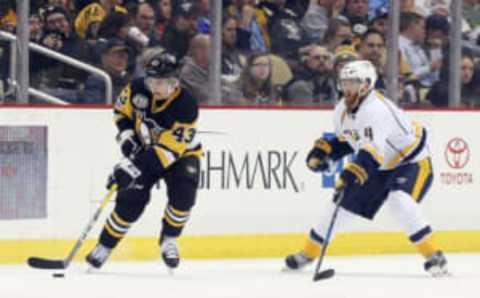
[
  {"left": 86, "top": 243, "right": 112, "bottom": 270},
  {"left": 284, "top": 251, "right": 314, "bottom": 271},
  {"left": 424, "top": 251, "right": 450, "bottom": 277},
  {"left": 160, "top": 236, "right": 180, "bottom": 274}
]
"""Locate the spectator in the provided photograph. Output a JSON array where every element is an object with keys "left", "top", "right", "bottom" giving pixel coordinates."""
[
  {"left": 84, "top": 38, "right": 131, "bottom": 104},
  {"left": 226, "top": 0, "right": 269, "bottom": 53},
  {"left": 197, "top": 0, "right": 210, "bottom": 33},
  {"left": 74, "top": 0, "right": 127, "bottom": 40},
  {"left": 97, "top": 11, "right": 131, "bottom": 41},
  {"left": 282, "top": 45, "right": 337, "bottom": 105},
  {"left": 399, "top": 12, "right": 441, "bottom": 88},
  {"left": 151, "top": 0, "right": 173, "bottom": 41},
  {"left": 221, "top": 16, "right": 246, "bottom": 78},
  {"left": 29, "top": 13, "right": 44, "bottom": 43},
  {"left": 301, "top": 0, "right": 345, "bottom": 44},
  {"left": 131, "top": 2, "right": 156, "bottom": 41},
  {"left": 159, "top": 2, "right": 199, "bottom": 59},
  {"left": 0, "top": 0, "right": 16, "bottom": 33},
  {"left": 463, "top": 0, "right": 480, "bottom": 29},
  {"left": 427, "top": 54, "right": 480, "bottom": 107},
  {"left": 357, "top": 29, "right": 386, "bottom": 89},
  {"left": 223, "top": 52, "right": 281, "bottom": 106},
  {"left": 368, "top": 6, "right": 388, "bottom": 36},
  {"left": 342, "top": 0, "right": 369, "bottom": 27},
  {"left": 322, "top": 16, "right": 353, "bottom": 52},
  {"left": 179, "top": 34, "right": 211, "bottom": 104},
  {"left": 34, "top": 5, "right": 93, "bottom": 102}
]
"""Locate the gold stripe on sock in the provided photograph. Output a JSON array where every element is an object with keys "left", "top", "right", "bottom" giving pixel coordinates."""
[
  {"left": 303, "top": 238, "right": 321, "bottom": 259},
  {"left": 415, "top": 235, "right": 437, "bottom": 258}
]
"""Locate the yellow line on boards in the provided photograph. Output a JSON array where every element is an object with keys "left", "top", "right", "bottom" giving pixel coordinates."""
[{"left": 1, "top": 231, "right": 479, "bottom": 264}]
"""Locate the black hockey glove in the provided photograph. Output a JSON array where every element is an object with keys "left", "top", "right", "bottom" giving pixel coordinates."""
[
  {"left": 107, "top": 159, "right": 144, "bottom": 191},
  {"left": 306, "top": 138, "right": 332, "bottom": 173},
  {"left": 116, "top": 129, "right": 142, "bottom": 160}
]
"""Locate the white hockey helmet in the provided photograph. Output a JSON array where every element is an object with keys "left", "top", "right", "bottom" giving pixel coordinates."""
[{"left": 339, "top": 60, "right": 378, "bottom": 92}]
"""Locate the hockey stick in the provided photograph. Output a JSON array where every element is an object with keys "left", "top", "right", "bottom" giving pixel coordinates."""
[
  {"left": 27, "top": 184, "right": 118, "bottom": 270},
  {"left": 312, "top": 190, "right": 344, "bottom": 282}
]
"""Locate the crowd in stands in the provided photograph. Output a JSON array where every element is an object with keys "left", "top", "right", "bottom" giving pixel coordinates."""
[{"left": 1, "top": 0, "right": 480, "bottom": 107}]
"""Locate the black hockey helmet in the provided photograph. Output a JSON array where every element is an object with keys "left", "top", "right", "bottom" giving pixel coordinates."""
[{"left": 145, "top": 51, "right": 179, "bottom": 78}]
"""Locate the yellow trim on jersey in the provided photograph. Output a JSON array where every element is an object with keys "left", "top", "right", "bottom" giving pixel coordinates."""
[
  {"left": 184, "top": 148, "right": 204, "bottom": 158},
  {"left": 411, "top": 158, "right": 431, "bottom": 201},
  {"left": 152, "top": 87, "right": 181, "bottom": 113},
  {"left": 155, "top": 147, "right": 173, "bottom": 168},
  {"left": 105, "top": 222, "right": 124, "bottom": 239},
  {"left": 112, "top": 211, "right": 130, "bottom": 227},
  {"left": 314, "top": 138, "right": 332, "bottom": 154},
  {"left": 164, "top": 214, "right": 186, "bottom": 228},
  {"left": 114, "top": 84, "right": 134, "bottom": 120},
  {"left": 345, "top": 162, "right": 368, "bottom": 185},
  {"left": 385, "top": 122, "right": 423, "bottom": 169},
  {"left": 361, "top": 144, "right": 385, "bottom": 165}
]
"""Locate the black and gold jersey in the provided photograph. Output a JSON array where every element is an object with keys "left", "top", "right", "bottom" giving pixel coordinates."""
[
  {"left": 74, "top": 3, "right": 127, "bottom": 39},
  {"left": 114, "top": 78, "right": 203, "bottom": 169}
]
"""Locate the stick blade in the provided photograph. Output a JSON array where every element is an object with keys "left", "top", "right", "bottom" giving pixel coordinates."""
[
  {"left": 27, "top": 257, "right": 65, "bottom": 270},
  {"left": 313, "top": 268, "right": 335, "bottom": 282}
]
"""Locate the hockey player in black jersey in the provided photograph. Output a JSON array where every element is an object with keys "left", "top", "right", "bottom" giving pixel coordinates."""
[{"left": 86, "top": 51, "right": 203, "bottom": 271}]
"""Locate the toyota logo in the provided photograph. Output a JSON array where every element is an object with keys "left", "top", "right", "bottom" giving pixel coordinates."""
[{"left": 445, "top": 138, "right": 470, "bottom": 169}]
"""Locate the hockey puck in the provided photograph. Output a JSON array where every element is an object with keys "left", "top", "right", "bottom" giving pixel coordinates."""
[{"left": 52, "top": 273, "right": 65, "bottom": 278}]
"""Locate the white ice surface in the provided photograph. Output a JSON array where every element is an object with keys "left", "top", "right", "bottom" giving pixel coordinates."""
[{"left": 2, "top": 253, "right": 479, "bottom": 298}]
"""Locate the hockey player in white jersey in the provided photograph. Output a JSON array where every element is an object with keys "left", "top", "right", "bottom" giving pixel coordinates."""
[{"left": 285, "top": 60, "right": 449, "bottom": 277}]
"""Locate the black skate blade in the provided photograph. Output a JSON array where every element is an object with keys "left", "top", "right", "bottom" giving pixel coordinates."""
[
  {"left": 27, "top": 257, "right": 65, "bottom": 269},
  {"left": 313, "top": 269, "right": 335, "bottom": 282}
]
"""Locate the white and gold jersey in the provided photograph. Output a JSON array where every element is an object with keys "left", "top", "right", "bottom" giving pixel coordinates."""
[{"left": 333, "top": 90, "right": 429, "bottom": 171}]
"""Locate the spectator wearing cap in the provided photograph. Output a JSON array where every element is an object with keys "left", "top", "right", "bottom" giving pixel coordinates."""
[
  {"left": 282, "top": 45, "right": 338, "bottom": 105},
  {"left": 83, "top": 38, "right": 131, "bottom": 104},
  {"left": 74, "top": 0, "right": 127, "bottom": 40},
  {"left": 32, "top": 5, "right": 93, "bottom": 102},
  {"left": 368, "top": 7, "right": 388, "bottom": 35},
  {"left": 399, "top": 12, "right": 441, "bottom": 88},
  {"left": 179, "top": 34, "right": 211, "bottom": 103},
  {"left": 158, "top": 1, "right": 199, "bottom": 60}
]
